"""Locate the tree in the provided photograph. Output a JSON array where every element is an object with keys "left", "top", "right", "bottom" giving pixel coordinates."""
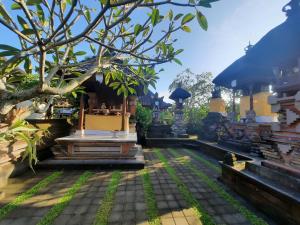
[
  {"left": 0, "top": 0, "right": 219, "bottom": 120},
  {"left": 169, "top": 68, "right": 214, "bottom": 108}
]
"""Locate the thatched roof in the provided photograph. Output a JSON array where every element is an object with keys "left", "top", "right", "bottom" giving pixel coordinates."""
[{"left": 213, "top": 1, "right": 300, "bottom": 90}]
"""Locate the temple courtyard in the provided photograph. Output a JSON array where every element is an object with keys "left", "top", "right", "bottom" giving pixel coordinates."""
[{"left": 0, "top": 148, "right": 273, "bottom": 225}]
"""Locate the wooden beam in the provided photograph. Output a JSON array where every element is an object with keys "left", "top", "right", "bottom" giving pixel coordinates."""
[{"left": 78, "top": 94, "right": 85, "bottom": 130}]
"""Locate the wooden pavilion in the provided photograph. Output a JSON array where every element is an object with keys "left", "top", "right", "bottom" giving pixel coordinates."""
[
  {"left": 208, "top": 0, "right": 300, "bottom": 155},
  {"left": 51, "top": 58, "right": 143, "bottom": 164}
]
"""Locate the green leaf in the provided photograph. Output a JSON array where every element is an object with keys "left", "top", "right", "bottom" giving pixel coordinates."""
[
  {"left": 74, "top": 51, "right": 86, "bottom": 56},
  {"left": 173, "top": 58, "right": 182, "bottom": 65},
  {"left": 89, "top": 43, "right": 96, "bottom": 55},
  {"left": 181, "top": 13, "right": 195, "bottom": 25},
  {"left": 24, "top": 57, "right": 32, "bottom": 73},
  {"left": 17, "top": 16, "right": 29, "bottom": 29},
  {"left": 151, "top": 8, "right": 160, "bottom": 26},
  {"left": 168, "top": 10, "right": 173, "bottom": 21},
  {"left": 134, "top": 24, "right": 143, "bottom": 36},
  {"left": 22, "top": 28, "right": 35, "bottom": 35},
  {"left": 196, "top": 11, "right": 208, "bottom": 31},
  {"left": 0, "top": 4, "right": 11, "bottom": 23},
  {"left": 0, "top": 50, "right": 18, "bottom": 57},
  {"left": 181, "top": 25, "right": 191, "bottom": 32},
  {"left": 175, "top": 49, "right": 184, "bottom": 55},
  {"left": 0, "top": 44, "right": 19, "bottom": 51},
  {"left": 26, "top": 0, "right": 43, "bottom": 5},
  {"left": 36, "top": 5, "right": 45, "bottom": 23},
  {"left": 174, "top": 13, "right": 183, "bottom": 21},
  {"left": 11, "top": 3, "right": 21, "bottom": 10}
]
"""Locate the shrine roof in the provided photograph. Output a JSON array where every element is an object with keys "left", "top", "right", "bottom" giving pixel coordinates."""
[
  {"left": 213, "top": 1, "right": 300, "bottom": 90},
  {"left": 169, "top": 87, "right": 191, "bottom": 100}
]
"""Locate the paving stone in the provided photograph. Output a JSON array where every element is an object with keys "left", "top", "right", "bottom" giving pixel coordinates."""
[
  {"left": 157, "top": 201, "right": 169, "bottom": 209},
  {"left": 161, "top": 218, "right": 176, "bottom": 225},
  {"left": 122, "top": 211, "right": 135, "bottom": 221},
  {"left": 185, "top": 216, "right": 203, "bottom": 225},
  {"left": 173, "top": 217, "right": 189, "bottom": 225},
  {"left": 53, "top": 214, "right": 73, "bottom": 225},
  {"left": 172, "top": 210, "right": 185, "bottom": 218},
  {"left": 109, "top": 211, "right": 123, "bottom": 223},
  {"left": 135, "top": 202, "right": 147, "bottom": 211},
  {"left": 167, "top": 200, "right": 180, "bottom": 209},
  {"left": 182, "top": 208, "right": 195, "bottom": 217}
]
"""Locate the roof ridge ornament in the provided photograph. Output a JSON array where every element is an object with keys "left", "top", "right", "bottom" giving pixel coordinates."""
[
  {"left": 282, "top": 0, "right": 300, "bottom": 18},
  {"left": 244, "top": 41, "right": 253, "bottom": 54}
]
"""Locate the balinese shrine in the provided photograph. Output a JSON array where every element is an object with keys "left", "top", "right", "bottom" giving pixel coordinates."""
[
  {"left": 206, "top": 0, "right": 300, "bottom": 157},
  {"left": 49, "top": 58, "right": 143, "bottom": 166},
  {"left": 208, "top": 1, "right": 300, "bottom": 224}
]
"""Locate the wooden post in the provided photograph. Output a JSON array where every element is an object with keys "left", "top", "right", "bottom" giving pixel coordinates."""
[
  {"left": 232, "top": 89, "right": 236, "bottom": 114},
  {"left": 249, "top": 85, "right": 254, "bottom": 111},
  {"left": 121, "top": 96, "right": 127, "bottom": 131},
  {"left": 78, "top": 94, "right": 85, "bottom": 131}
]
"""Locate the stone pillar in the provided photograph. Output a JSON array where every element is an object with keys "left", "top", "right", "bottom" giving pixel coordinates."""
[{"left": 171, "top": 109, "right": 188, "bottom": 138}]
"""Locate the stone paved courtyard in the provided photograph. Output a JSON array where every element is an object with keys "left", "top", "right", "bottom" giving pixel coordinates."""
[{"left": 0, "top": 148, "right": 275, "bottom": 225}]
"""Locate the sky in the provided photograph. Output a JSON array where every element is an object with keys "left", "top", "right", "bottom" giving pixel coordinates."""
[
  {"left": 0, "top": 0, "right": 290, "bottom": 102},
  {"left": 155, "top": 0, "right": 289, "bottom": 102}
]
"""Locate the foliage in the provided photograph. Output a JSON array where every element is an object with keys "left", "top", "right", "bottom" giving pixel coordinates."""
[
  {"left": 37, "top": 171, "right": 93, "bottom": 225},
  {"left": 93, "top": 171, "right": 122, "bottom": 225},
  {"left": 0, "top": 0, "right": 218, "bottom": 117},
  {"left": 160, "top": 109, "right": 174, "bottom": 125},
  {"left": 154, "top": 148, "right": 216, "bottom": 225},
  {"left": 136, "top": 102, "right": 152, "bottom": 133},
  {"left": 169, "top": 69, "right": 214, "bottom": 108},
  {"left": 140, "top": 169, "right": 161, "bottom": 225},
  {"left": 169, "top": 149, "right": 268, "bottom": 225},
  {"left": 220, "top": 87, "right": 242, "bottom": 114},
  {"left": 0, "top": 119, "right": 43, "bottom": 170},
  {"left": 0, "top": 171, "right": 62, "bottom": 221},
  {"left": 184, "top": 105, "right": 209, "bottom": 135}
]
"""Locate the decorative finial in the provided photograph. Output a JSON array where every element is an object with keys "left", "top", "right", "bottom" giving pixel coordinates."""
[{"left": 244, "top": 41, "right": 253, "bottom": 54}]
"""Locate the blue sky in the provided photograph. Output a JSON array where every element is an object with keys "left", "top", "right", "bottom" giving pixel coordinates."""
[
  {"left": 0, "top": 0, "right": 290, "bottom": 101},
  {"left": 155, "top": 0, "right": 289, "bottom": 101}
]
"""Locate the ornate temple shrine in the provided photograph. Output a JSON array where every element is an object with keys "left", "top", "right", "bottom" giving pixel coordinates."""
[
  {"left": 51, "top": 58, "right": 142, "bottom": 164},
  {"left": 169, "top": 86, "right": 191, "bottom": 138}
]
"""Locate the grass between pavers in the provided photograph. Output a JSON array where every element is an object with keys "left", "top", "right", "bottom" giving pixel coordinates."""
[
  {"left": 182, "top": 148, "right": 221, "bottom": 173},
  {"left": 0, "top": 171, "right": 63, "bottom": 221},
  {"left": 37, "top": 171, "right": 93, "bottom": 225},
  {"left": 140, "top": 169, "right": 161, "bottom": 225},
  {"left": 168, "top": 149, "right": 269, "bottom": 225},
  {"left": 154, "top": 149, "right": 216, "bottom": 225},
  {"left": 93, "top": 170, "right": 122, "bottom": 225}
]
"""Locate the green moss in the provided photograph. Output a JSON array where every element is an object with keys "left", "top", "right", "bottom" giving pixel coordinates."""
[
  {"left": 169, "top": 150, "right": 268, "bottom": 225},
  {"left": 182, "top": 149, "right": 221, "bottom": 173},
  {"left": 37, "top": 171, "right": 93, "bottom": 225},
  {"left": 0, "top": 171, "right": 63, "bottom": 221},
  {"left": 154, "top": 149, "right": 216, "bottom": 225},
  {"left": 140, "top": 169, "right": 161, "bottom": 225},
  {"left": 93, "top": 171, "right": 122, "bottom": 225}
]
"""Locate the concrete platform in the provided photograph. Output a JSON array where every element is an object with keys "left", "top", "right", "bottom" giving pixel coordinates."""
[{"left": 37, "top": 154, "right": 145, "bottom": 170}]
